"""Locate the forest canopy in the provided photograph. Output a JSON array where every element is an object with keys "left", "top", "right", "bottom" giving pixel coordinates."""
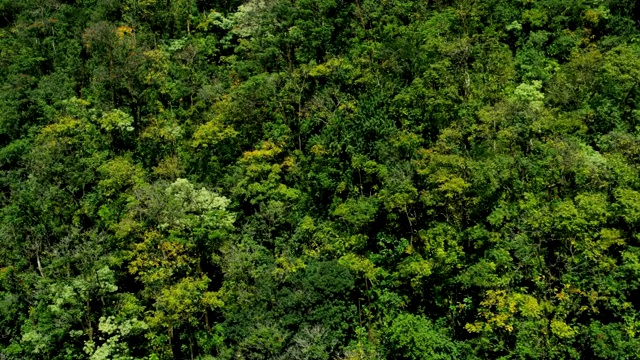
[{"left": 2, "top": 0, "right": 640, "bottom": 358}]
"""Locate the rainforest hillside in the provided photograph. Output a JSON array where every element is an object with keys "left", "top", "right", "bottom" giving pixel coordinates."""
[{"left": 2, "top": 0, "right": 640, "bottom": 358}]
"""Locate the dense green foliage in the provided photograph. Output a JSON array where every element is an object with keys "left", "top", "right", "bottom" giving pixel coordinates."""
[{"left": 2, "top": 0, "right": 640, "bottom": 358}]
